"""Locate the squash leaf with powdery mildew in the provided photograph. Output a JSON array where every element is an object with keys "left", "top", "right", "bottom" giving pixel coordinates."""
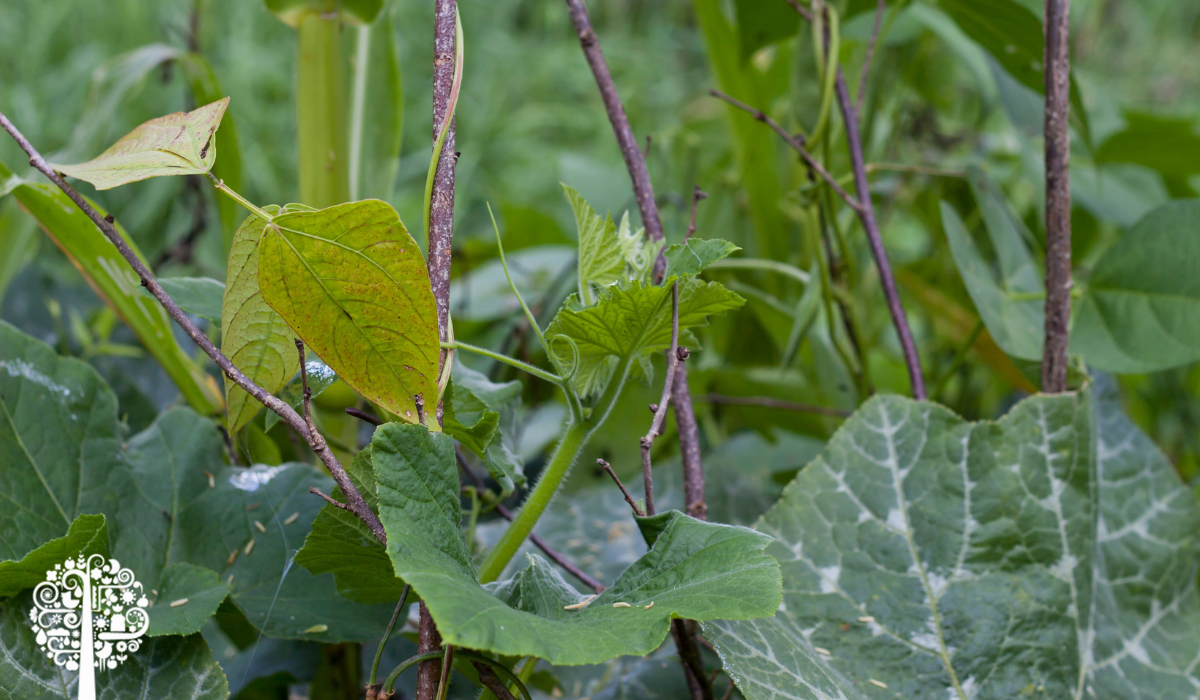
[
  {"left": 372, "top": 422, "right": 781, "bottom": 664},
  {"left": 222, "top": 206, "right": 305, "bottom": 434},
  {"left": 704, "top": 388, "right": 1102, "bottom": 700},
  {"left": 257, "top": 199, "right": 440, "bottom": 425},
  {"left": 545, "top": 276, "right": 744, "bottom": 397},
  {"left": 51, "top": 98, "right": 229, "bottom": 190}
]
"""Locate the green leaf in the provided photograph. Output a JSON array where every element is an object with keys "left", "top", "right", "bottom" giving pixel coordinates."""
[
  {"left": 733, "top": 0, "right": 801, "bottom": 59},
  {"left": 1086, "top": 377, "right": 1200, "bottom": 697},
  {"left": 294, "top": 449, "right": 410, "bottom": 606},
  {"left": 939, "top": 197, "right": 1042, "bottom": 360},
  {"left": 662, "top": 238, "right": 740, "bottom": 278},
  {"left": 0, "top": 593, "right": 228, "bottom": 700},
  {"left": 1095, "top": 111, "right": 1200, "bottom": 180},
  {"left": 566, "top": 184, "right": 625, "bottom": 307},
  {"left": 257, "top": 199, "right": 440, "bottom": 425},
  {"left": 178, "top": 52, "right": 245, "bottom": 251},
  {"left": 146, "top": 277, "right": 225, "bottom": 323},
  {"left": 148, "top": 563, "right": 230, "bottom": 637},
  {"left": 939, "top": 0, "right": 1090, "bottom": 142},
  {"left": 0, "top": 321, "right": 124, "bottom": 563},
  {"left": 1071, "top": 200, "right": 1200, "bottom": 373},
  {"left": 443, "top": 363, "right": 524, "bottom": 494},
  {"left": 705, "top": 390, "right": 1098, "bottom": 699},
  {"left": 222, "top": 207, "right": 303, "bottom": 434},
  {"left": 615, "top": 211, "right": 661, "bottom": 284},
  {"left": 51, "top": 98, "right": 229, "bottom": 190},
  {"left": 545, "top": 277, "right": 744, "bottom": 396},
  {"left": 0, "top": 514, "right": 107, "bottom": 599},
  {"left": 0, "top": 197, "right": 38, "bottom": 306},
  {"left": 7, "top": 179, "right": 222, "bottom": 414},
  {"left": 373, "top": 422, "right": 781, "bottom": 664}
]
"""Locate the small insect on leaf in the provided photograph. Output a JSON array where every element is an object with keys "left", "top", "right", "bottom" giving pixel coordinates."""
[
  {"left": 243, "top": 538, "right": 255, "bottom": 556},
  {"left": 304, "top": 624, "right": 329, "bottom": 634},
  {"left": 170, "top": 598, "right": 189, "bottom": 608},
  {"left": 50, "top": 98, "right": 230, "bottom": 190},
  {"left": 254, "top": 520, "right": 266, "bottom": 533},
  {"left": 284, "top": 512, "right": 300, "bottom": 525},
  {"left": 612, "top": 602, "right": 632, "bottom": 608}
]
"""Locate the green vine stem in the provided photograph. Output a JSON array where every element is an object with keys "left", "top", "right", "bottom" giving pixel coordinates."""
[
  {"left": 477, "top": 354, "right": 634, "bottom": 584},
  {"left": 296, "top": 5, "right": 348, "bottom": 208}
]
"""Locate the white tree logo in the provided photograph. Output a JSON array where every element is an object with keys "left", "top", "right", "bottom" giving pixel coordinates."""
[{"left": 28, "top": 554, "right": 150, "bottom": 700}]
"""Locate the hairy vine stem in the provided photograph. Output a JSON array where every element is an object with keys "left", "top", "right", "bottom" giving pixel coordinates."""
[
  {"left": 1041, "top": 0, "right": 1072, "bottom": 393},
  {"left": 562, "top": 2, "right": 713, "bottom": 696},
  {"left": 0, "top": 110, "right": 388, "bottom": 546}
]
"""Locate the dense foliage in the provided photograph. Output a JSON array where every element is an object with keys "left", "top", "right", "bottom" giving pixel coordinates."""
[{"left": 2, "top": 0, "right": 1199, "bottom": 699}]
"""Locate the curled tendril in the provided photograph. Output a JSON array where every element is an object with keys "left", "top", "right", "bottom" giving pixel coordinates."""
[{"left": 548, "top": 334, "right": 581, "bottom": 382}]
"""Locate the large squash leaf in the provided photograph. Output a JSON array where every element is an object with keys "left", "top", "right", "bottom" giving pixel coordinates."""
[
  {"left": 0, "top": 594, "right": 228, "bottom": 700},
  {"left": 705, "top": 381, "right": 1200, "bottom": 699},
  {"left": 705, "top": 390, "right": 1096, "bottom": 699},
  {"left": 545, "top": 277, "right": 744, "bottom": 396},
  {"left": 51, "top": 98, "right": 229, "bottom": 190},
  {"left": 372, "top": 422, "right": 781, "bottom": 665},
  {"left": 257, "top": 199, "right": 439, "bottom": 425},
  {"left": 222, "top": 206, "right": 303, "bottom": 434}
]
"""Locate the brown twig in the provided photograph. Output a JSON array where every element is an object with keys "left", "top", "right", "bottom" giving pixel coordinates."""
[
  {"left": 783, "top": 0, "right": 812, "bottom": 22},
  {"left": 562, "top": 0, "right": 663, "bottom": 246},
  {"left": 855, "top": 0, "right": 886, "bottom": 117},
  {"left": 421, "top": 2, "right": 459, "bottom": 696},
  {"left": 457, "top": 449, "right": 606, "bottom": 593},
  {"left": 683, "top": 186, "right": 707, "bottom": 244},
  {"left": 710, "top": 89, "right": 861, "bottom": 213},
  {"left": 347, "top": 407, "right": 384, "bottom": 426},
  {"left": 640, "top": 283, "right": 682, "bottom": 517},
  {"left": 1041, "top": 0, "right": 1072, "bottom": 393},
  {"left": 701, "top": 394, "right": 851, "bottom": 418},
  {"left": 596, "top": 459, "right": 645, "bottom": 518},
  {"left": 833, "top": 70, "right": 926, "bottom": 400},
  {"left": 671, "top": 619, "right": 712, "bottom": 700},
  {"left": 310, "top": 487, "right": 352, "bottom": 512},
  {"left": 295, "top": 339, "right": 321, "bottom": 436},
  {"left": 0, "top": 110, "right": 388, "bottom": 546}
]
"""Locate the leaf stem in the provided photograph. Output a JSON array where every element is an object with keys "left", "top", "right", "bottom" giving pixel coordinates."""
[
  {"left": 368, "top": 585, "right": 410, "bottom": 689},
  {"left": 441, "top": 341, "right": 562, "bottom": 386},
  {"left": 204, "top": 172, "right": 272, "bottom": 221}
]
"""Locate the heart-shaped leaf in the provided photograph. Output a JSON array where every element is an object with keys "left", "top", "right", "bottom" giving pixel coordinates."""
[
  {"left": 222, "top": 206, "right": 304, "bottom": 434},
  {"left": 51, "top": 98, "right": 229, "bottom": 190},
  {"left": 257, "top": 199, "right": 440, "bottom": 424}
]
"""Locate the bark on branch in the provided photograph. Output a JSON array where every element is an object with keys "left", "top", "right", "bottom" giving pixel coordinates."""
[{"left": 1041, "top": 0, "right": 1072, "bottom": 393}]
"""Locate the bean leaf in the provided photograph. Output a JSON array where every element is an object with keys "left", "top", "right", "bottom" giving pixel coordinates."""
[
  {"left": 223, "top": 206, "right": 304, "bottom": 434},
  {"left": 51, "top": 98, "right": 229, "bottom": 190},
  {"left": 257, "top": 199, "right": 440, "bottom": 425}
]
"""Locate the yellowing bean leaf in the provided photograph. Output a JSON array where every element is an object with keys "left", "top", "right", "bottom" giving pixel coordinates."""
[
  {"left": 51, "top": 98, "right": 229, "bottom": 190},
  {"left": 257, "top": 199, "right": 440, "bottom": 424}
]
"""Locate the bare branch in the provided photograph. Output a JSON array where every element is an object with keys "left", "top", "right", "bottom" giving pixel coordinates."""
[
  {"left": 1041, "top": 0, "right": 1072, "bottom": 393},
  {"left": 0, "top": 109, "right": 388, "bottom": 546},
  {"left": 458, "top": 448, "right": 606, "bottom": 593},
  {"left": 346, "top": 407, "right": 384, "bottom": 426},
  {"left": 855, "top": 0, "right": 886, "bottom": 116},
  {"left": 833, "top": 69, "right": 927, "bottom": 400},
  {"left": 596, "top": 459, "right": 645, "bottom": 518},
  {"left": 701, "top": 394, "right": 851, "bottom": 418},
  {"left": 640, "top": 282, "right": 681, "bottom": 517},
  {"left": 310, "top": 487, "right": 352, "bottom": 512},
  {"left": 710, "top": 89, "right": 862, "bottom": 213},
  {"left": 783, "top": 0, "right": 813, "bottom": 22}
]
